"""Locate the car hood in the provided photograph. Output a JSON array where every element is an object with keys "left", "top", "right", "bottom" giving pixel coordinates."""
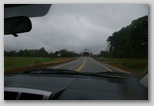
[{"left": 4, "top": 73, "right": 147, "bottom": 100}]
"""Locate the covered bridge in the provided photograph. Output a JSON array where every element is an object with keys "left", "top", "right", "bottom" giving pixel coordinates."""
[{"left": 80, "top": 49, "right": 92, "bottom": 57}]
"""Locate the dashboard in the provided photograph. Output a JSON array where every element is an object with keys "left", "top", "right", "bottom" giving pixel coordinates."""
[{"left": 4, "top": 74, "right": 148, "bottom": 100}]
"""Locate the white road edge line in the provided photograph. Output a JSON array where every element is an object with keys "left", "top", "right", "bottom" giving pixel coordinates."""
[
  {"left": 89, "top": 57, "right": 112, "bottom": 72},
  {"left": 52, "top": 57, "right": 81, "bottom": 69}
]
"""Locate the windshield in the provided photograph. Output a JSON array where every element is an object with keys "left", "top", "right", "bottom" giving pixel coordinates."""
[{"left": 4, "top": 4, "right": 148, "bottom": 77}]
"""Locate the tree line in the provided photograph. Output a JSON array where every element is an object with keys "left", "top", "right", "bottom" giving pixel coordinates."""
[
  {"left": 4, "top": 47, "right": 80, "bottom": 58},
  {"left": 99, "top": 15, "right": 148, "bottom": 58}
]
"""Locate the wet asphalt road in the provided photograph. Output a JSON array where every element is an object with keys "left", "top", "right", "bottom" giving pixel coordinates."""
[{"left": 48, "top": 57, "right": 113, "bottom": 73}]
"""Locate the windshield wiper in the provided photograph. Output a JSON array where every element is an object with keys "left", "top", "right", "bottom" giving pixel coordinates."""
[
  {"left": 20, "top": 68, "right": 79, "bottom": 74},
  {"left": 92, "top": 71, "right": 139, "bottom": 78},
  {"left": 20, "top": 68, "right": 138, "bottom": 79}
]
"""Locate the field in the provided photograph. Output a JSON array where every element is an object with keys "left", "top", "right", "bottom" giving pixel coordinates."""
[
  {"left": 97, "top": 58, "right": 148, "bottom": 76},
  {"left": 4, "top": 57, "right": 76, "bottom": 73}
]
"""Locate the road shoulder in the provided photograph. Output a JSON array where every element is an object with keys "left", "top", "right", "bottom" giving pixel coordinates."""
[{"left": 92, "top": 58, "right": 132, "bottom": 74}]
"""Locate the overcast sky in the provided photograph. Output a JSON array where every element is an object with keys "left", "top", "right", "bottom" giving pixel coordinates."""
[{"left": 4, "top": 4, "right": 148, "bottom": 54}]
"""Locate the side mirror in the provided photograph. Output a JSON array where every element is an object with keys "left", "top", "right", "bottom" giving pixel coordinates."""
[{"left": 4, "top": 16, "right": 32, "bottom": 37}]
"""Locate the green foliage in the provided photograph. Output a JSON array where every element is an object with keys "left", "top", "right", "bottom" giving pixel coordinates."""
[
  {"left": 4, "top": 47, "right": 80, "bottom": 58},
  {"left": 4, "top": 47, "right": 50, "bottom": 57},
  {"left": 55, "top": 49, "right": 80, "bottom": 57},
  {"left": 106, "top": 15, "right": 148, "bottom": 58},
  {"left": 99, "top": 51, "right": 111, "bottom": 57}
]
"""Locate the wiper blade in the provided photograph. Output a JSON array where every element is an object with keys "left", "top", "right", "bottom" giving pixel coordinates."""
[
  {"left": 20, "top": 69, "right": 138, "bottom": 78},
  {"left": 93, "top": 71, "right": 138, "bottom": 78},
  {"left": 21, "top": 68, "right": 79, "bottom": 74}
]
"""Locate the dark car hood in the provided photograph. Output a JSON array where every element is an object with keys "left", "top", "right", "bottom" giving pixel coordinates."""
[{"left": 4, "top": 73, "right": 147, "bottom": 100}]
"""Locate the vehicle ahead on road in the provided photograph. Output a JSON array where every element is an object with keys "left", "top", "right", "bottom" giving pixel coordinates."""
[{"left": 4, "top": 4, "right": 148, "bottom": 100}]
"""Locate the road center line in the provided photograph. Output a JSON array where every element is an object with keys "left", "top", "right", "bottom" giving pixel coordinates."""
[
  {"left": 53, "top": 57, "right": 81, "bottom": 69},
  {"left": 75, "top": 57, "right": 86, "bottom": 72},
  {"left": 89, "top": 57, "right": 112, "bottom": 72}
]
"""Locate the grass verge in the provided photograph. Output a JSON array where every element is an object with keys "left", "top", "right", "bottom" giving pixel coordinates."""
[
  {"left": 4, "top": 57, "right": 77, "bottom": 73},
  {"left": 96, "top": 58, "right": 148, "bottom": 76}
]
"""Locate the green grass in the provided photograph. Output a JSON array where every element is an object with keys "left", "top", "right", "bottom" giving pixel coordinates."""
[
  {"left": 4, "top": 56, "right": 77, "bottom": 73},
  {"left": 4, "top": 57, "right": 56, "bottom": 69},
  {"left": 98, "top": 58, "right": 148, "bottom": 76}
]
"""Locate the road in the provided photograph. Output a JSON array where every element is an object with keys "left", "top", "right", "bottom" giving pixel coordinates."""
[{"left": 48, "top": 57, "right": 114, "bottom": 73}]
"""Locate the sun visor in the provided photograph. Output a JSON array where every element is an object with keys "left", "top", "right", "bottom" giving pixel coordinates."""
[{"left": 4, "top": 4, "right": 52, "bottom": 18}]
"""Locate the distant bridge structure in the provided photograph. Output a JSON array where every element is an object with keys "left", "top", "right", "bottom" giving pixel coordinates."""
[{"left": 80, "top": 49, "right": 93, "bottom": 57}]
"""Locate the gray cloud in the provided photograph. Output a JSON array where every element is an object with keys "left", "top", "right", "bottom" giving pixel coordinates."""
[{"left": 4, "top": 4, "right": 148, "bottom": 54}]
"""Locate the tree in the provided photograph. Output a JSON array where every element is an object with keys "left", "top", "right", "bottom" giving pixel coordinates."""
[
  {"left": 4, "top": 48, "right": 79, "bottom": 58},
  {"left": 106, "top": 15, "right": 148, "bottom": 58}
]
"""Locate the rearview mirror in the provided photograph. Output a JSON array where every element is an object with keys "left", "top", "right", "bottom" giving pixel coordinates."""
[{"left": 4, "top": 16, "right": 32, "bottom": 37}]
